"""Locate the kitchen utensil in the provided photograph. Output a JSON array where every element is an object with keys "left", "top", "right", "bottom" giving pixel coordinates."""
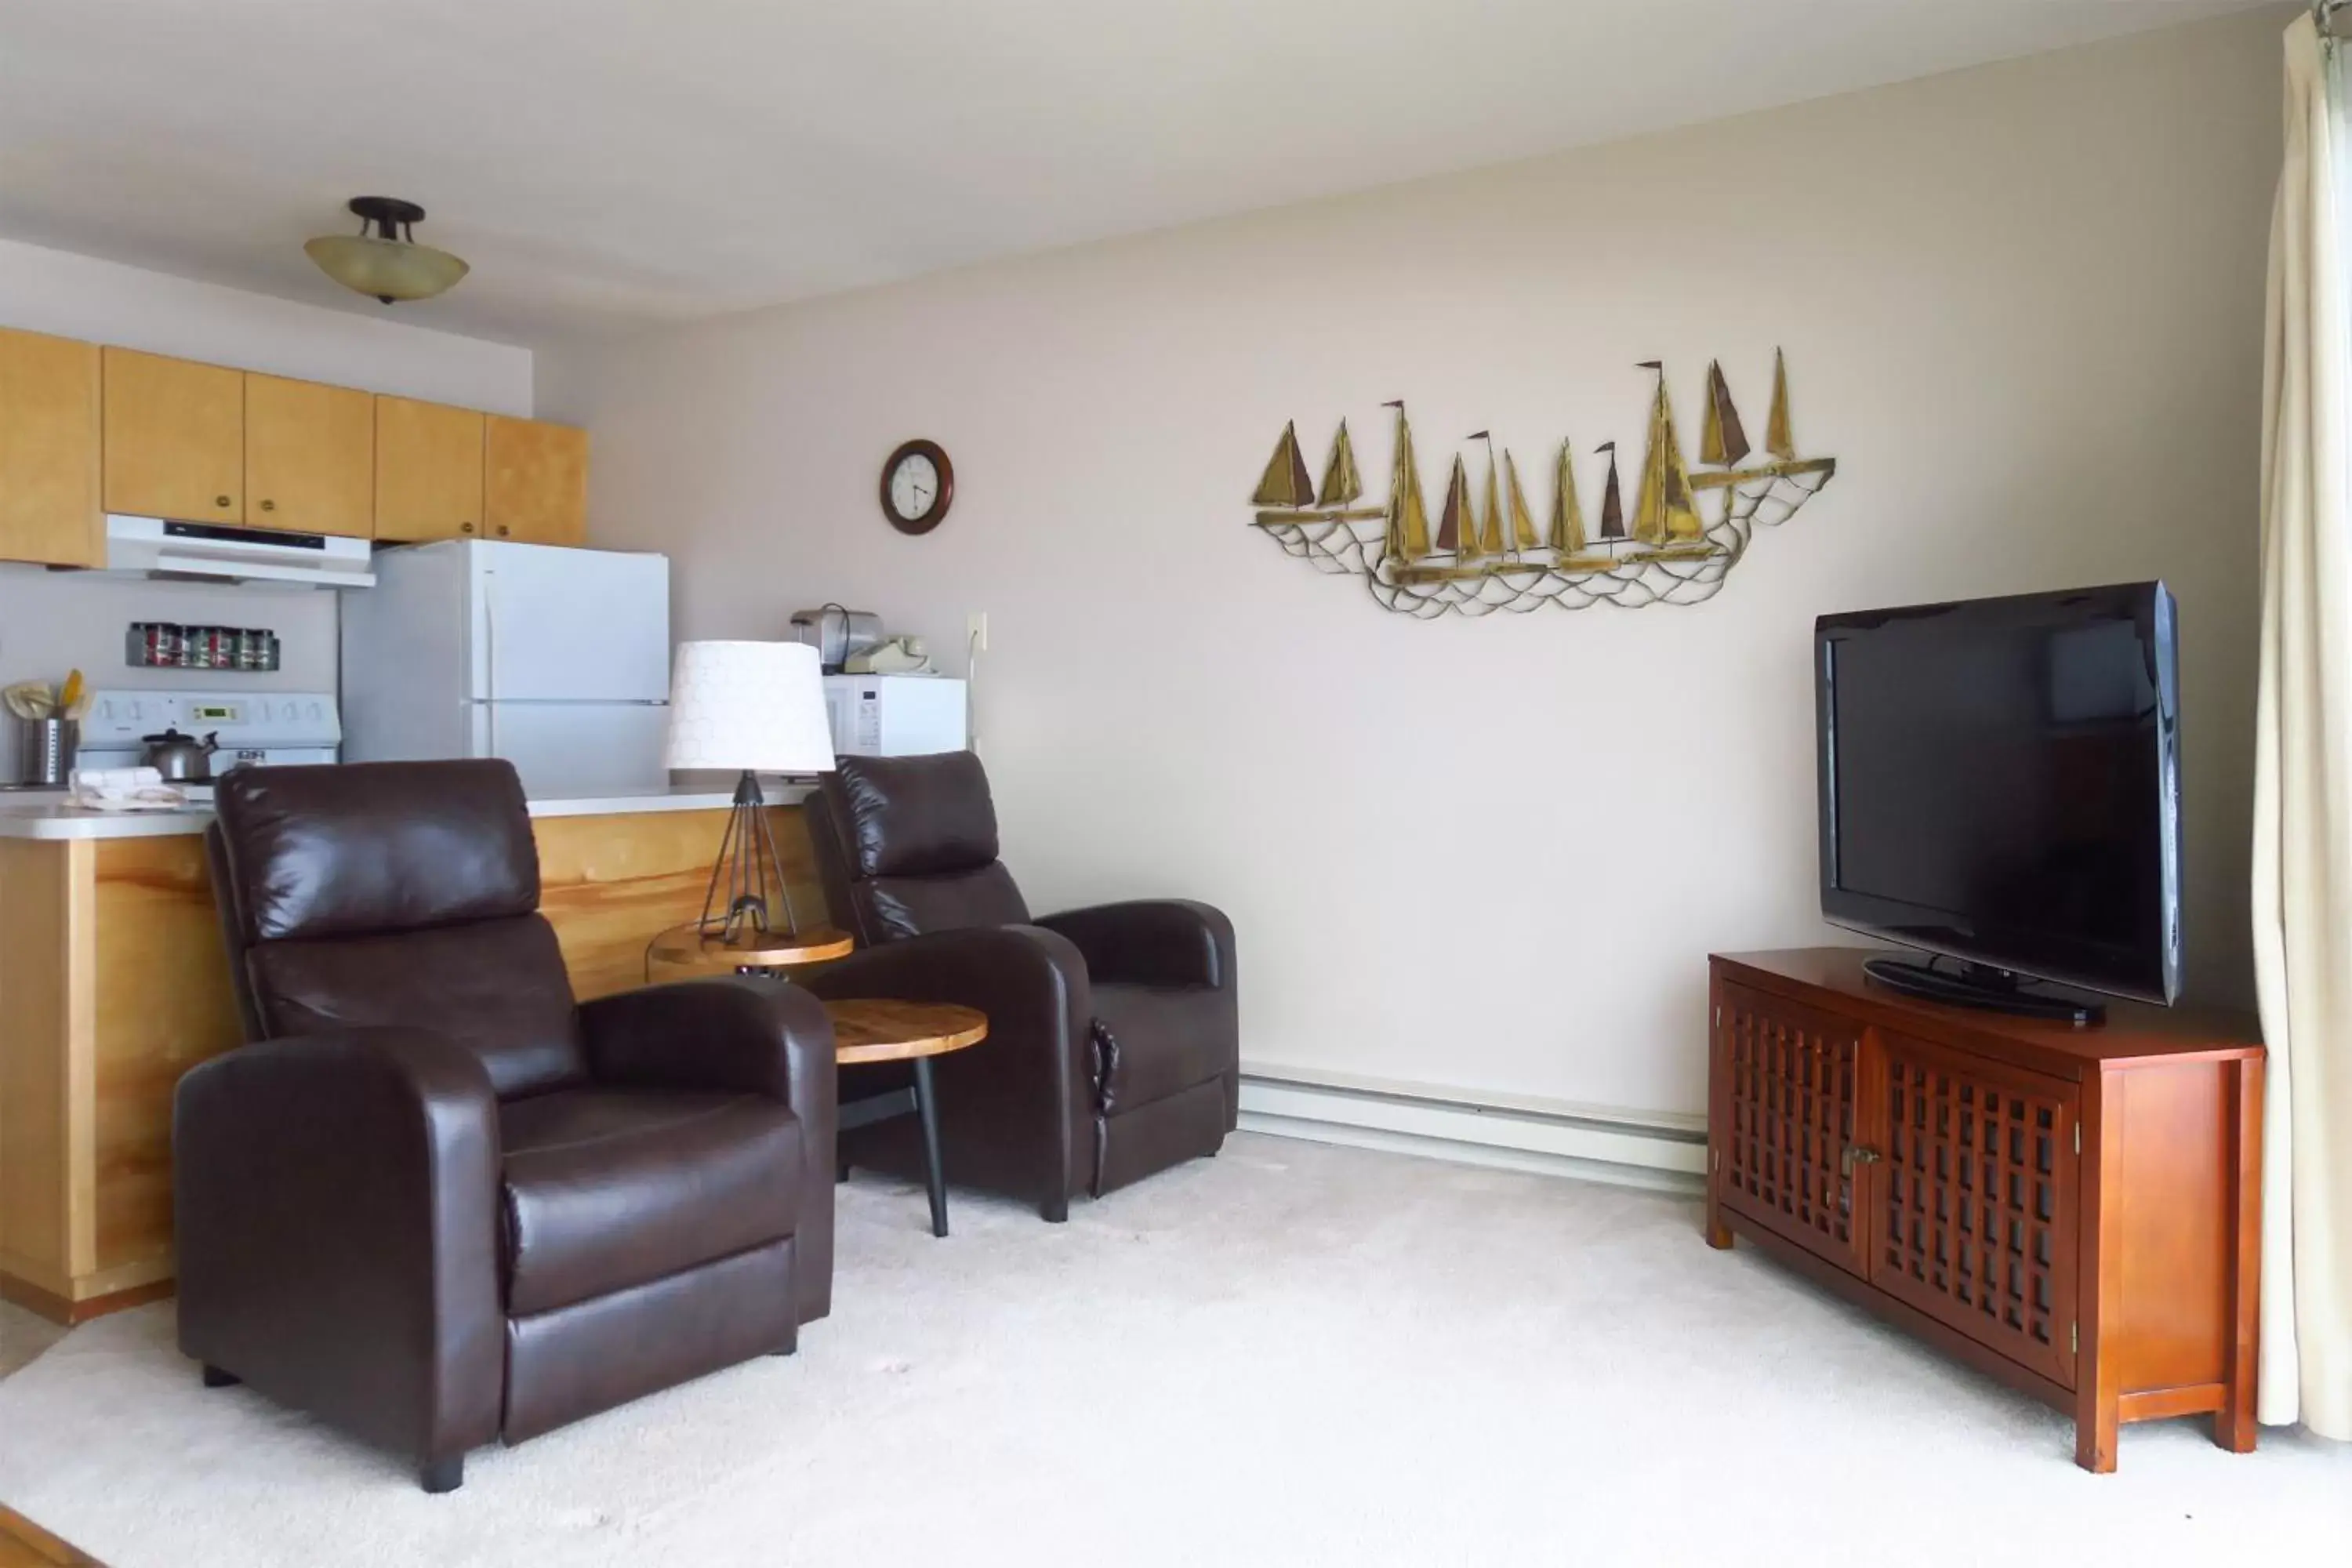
[
  {"left": 18, "top": 718, "right": 78, "bottom": 786},
  {"left": 5, "top": 681, "right": 56, "bottom": 720},
  {"left": 57, "top": 669, "right": 84, "bottom": 716},
  {"left": 140, "top": 728, "right": 219, "bottom": 782},
  {"left": 786, "top": 605, "right": 884, "bottom": 673}
]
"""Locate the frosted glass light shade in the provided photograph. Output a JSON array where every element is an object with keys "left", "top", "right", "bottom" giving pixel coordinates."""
[
  {"left": 303, "top": 234, "right": 470, "bottom": 303},
  {"left": 666, "top": 641, "right": 834, "bottom": 774}
]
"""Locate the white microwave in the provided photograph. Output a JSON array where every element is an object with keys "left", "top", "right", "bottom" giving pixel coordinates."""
[{"left": 822, "top": 675, "right": 967, "bottom": 757}]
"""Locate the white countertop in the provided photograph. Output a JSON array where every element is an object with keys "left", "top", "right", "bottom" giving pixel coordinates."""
[{"left": 0, "top": 780, "right": 814, "bottom": 841}]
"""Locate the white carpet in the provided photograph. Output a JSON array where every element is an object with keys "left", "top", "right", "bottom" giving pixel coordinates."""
[
  {"left": 0, "top": 1301, "right": 68, "bottom": 1381},
  {"left": 0, "top": 1134, "right": 2343, "bottom": 1566}
]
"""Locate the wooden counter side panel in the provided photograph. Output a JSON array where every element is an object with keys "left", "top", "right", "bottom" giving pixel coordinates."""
[
  {"left": 90, "top": 836, "right": 244, "bottom": 1279},
  {"left": 0, "top": 840, "right": 86, "bottom": 1290},
  {"left": 535, "top": 807, "right": 822, "bottom": 1002}
]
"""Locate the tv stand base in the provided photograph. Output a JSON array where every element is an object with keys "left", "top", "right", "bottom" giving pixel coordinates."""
[
  {"left": 1861, "top": 955, "right": 2105, "bottom": 1025},
  {"left": 1708, "top": 949, "right": 2264, "bottom": 1472}
]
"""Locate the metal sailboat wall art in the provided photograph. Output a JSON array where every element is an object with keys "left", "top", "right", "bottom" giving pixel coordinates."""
[{"left": 1249, "top": 351, "right": 1837, "bottom": 617}]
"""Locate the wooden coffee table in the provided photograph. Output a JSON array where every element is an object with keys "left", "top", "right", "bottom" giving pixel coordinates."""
[{"left": 826, "top": 999, "right": 987, "bottom": 1238}]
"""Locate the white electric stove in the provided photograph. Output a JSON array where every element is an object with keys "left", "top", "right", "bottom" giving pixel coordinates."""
[{"left": 77, "top": 688, "right": 342, "bottom": 796}]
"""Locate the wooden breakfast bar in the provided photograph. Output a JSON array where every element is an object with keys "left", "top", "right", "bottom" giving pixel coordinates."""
[{"left": 0, "top": 786, "right": 825, "bottom": 1325}]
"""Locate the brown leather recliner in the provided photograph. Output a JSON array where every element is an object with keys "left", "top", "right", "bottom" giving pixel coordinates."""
[
  {"left": 804, "top": 751, "right": 1236, "bottom": 1221},
  {"left": 176, "top": 760, "right": 836, "bottom": 1494}
]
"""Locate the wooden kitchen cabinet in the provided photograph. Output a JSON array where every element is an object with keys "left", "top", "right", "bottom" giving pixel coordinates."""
[
  {"left": 485, "top": 415, "right": 588, "bottom": 544},
  {"left": 373, "top": 395, "right": 485, "bottom": 542},
  {"left": 102, "top": 348, "right": 245, "bottom": 523},
  {"left": 244, "top": 372, "right": 374, "bottom": 538},
  {"left": 0, "top": 327, "right": 103, "bottom": 567}
]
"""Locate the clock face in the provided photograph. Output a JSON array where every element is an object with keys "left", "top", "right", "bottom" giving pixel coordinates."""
[
  {"left": 890, "top": 453, "right": 939, "bottom": 519},
  {"left": 880, "top": 440, "right": 953, "bottom": 534}
]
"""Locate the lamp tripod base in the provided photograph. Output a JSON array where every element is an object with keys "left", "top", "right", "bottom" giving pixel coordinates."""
[{"left": 696, "top": 771, "right": 804, "bottom": 945}]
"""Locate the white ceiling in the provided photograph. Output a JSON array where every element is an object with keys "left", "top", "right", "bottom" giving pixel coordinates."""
[{"left": 0, "top": 0, "right": 2269, "bottom": 346}]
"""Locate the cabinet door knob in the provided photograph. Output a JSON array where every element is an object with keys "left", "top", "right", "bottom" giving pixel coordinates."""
[
  {"left": 460, "top": 522, "right": 475, "bottom": 534},
  {"left": 215, "top": 495, "right": 231, "bottom": 508},
  {"left": 260, "top": 499, "right": 275, "bottom": 512},
  {"left": 1840, "top": 1145, "right": 1882, "bottom": 1178},
  {"left": 495, "top": 525, "right": 510, "bottom": 537}
]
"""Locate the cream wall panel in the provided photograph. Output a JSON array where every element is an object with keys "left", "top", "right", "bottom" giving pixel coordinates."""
[{"left": 538, "top": 13, "right": 2281, "bottom": 1116}]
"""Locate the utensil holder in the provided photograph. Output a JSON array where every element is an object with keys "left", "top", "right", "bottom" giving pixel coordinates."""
[{"left": 18, "top": 717, "right": 78, "bottom": 787}]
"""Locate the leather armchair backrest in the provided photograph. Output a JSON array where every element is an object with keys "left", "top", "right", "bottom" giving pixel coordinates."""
[
  {"left": 213, "top": 760, "right": 541, "bottom": 942},
  {"left": 858, "top": 865, "right": 1031, "bottom": 942},
  {"left": 210, "top": 759, "right": 588, "bottom": 1098},
  {"left": 810, "top": 753, "right": 1030, "bottom": 946}
]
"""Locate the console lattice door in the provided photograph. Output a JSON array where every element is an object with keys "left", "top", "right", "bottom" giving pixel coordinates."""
[
  {"left": 1716, "top": 984, "right": 1866, "bottom": 1275},
  {"left": 1873, "top": 1032, "right": 2078, "bottom": 1388}
]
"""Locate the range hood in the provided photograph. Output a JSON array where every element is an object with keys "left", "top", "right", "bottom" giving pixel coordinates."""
[{"left": 104, "top": 516, "right": 376, "bottom": 590}]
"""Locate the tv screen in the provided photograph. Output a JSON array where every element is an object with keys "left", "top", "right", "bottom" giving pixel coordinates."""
[{"left": 1815, "top": 583, "right": 2180, "bottom": 1004}]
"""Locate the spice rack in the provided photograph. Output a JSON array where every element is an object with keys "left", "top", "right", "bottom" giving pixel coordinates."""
[{"left": 127, "top": 622, "right": 281, "bottom": 673}]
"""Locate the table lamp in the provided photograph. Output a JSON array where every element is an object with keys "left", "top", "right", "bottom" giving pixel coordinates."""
[{"left": 665, "top": 640, "right": 836, "bottom": 943}]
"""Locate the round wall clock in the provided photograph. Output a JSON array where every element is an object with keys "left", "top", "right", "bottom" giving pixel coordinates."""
[{"left": 880, "top": 439, "right": 954, "bottom": 535}]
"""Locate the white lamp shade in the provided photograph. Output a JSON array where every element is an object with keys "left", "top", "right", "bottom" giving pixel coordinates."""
[{"left": 665, "top": 641, "right": 835, "bottom": 774}]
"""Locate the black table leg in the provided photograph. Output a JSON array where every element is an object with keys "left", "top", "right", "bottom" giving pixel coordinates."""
[{"left": 913, "top": 1056, "right": 948, "bottom": 1237}]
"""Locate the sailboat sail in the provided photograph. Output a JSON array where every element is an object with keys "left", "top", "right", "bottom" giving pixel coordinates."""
[
  {"left": 1475, "top": 439, "right": 1504, "bottom": 557},
  {"left": 1766, "top": 348, "right": 1795, "bottom": 460},
  {"left": 1631, "top": 369, "right": 1706, "bottom": 546},
  {"left": 1548, "top": 442, "right": 1586, "bottom": 556},
  {"left": 1504, "top": 452, "right": 1539, "bottom": 552},
  {"left": 1253, "top": 422, "right": 1316, "bottom": 509},
  {"left": 1598, "top": 444, "right": 1625, "bottom": 542},
  {"left": 1382, "top": 402, "right": 1431, "bottom": 561},
  {"left": 1439, "top": 457, "right": 1475, "bottom": 558},
  {"left": 1317, "top": 420, "right": 1363, "bottom": 509},
  {"left": 1700, "top": 361, "right": 1751, "bottom": 468}
]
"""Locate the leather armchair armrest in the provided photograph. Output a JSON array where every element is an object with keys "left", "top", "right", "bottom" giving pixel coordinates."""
[
  {"left": 578, "top": 977, "right": 838, "bottom": 1323},
  {"left": 1034, "top": 899, "right": 1234, "bottom": 990},
  {"left": 804, "top": 925, "right": 1091, "bottom": 1045},
  {"left": 172, "top": 1026, "right": 504, "bottom": 1471},
  {"left": 804, "top": 925, "right": 1094, "bottom": 1217},
  {"left": 579, "top": 976, "right": 837, "bottom": 1111}
]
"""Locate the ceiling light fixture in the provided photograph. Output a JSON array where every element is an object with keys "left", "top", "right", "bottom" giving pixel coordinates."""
[{"left": 304, "top": 196, "right": 469, "bottom": 305}]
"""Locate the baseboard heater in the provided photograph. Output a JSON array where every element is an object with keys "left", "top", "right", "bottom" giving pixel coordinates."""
[{"left": 1236, "top": 1064, "right": 1707, "bottom": 1194}]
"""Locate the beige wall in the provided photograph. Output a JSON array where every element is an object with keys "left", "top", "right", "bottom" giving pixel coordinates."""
[{"left": 539, "top": 11, "right": 2284, "bottom": 1116}]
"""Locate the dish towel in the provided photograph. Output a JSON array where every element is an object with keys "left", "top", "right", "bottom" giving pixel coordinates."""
[{"left": 69, "top": 766, "right": 188, "bottom": 811}]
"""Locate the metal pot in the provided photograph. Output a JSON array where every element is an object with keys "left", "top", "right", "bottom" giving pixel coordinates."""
[{"left": 140, "top": 728, "right": 218, "bottom": 782}]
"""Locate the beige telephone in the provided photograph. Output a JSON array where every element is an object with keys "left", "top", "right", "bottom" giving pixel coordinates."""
[{"left": 842, "top": 636, "right": 935, "bottom": 675}]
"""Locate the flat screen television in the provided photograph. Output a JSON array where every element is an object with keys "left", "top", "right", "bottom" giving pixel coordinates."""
[{"left": 1815, "top": 582, "right": 2180, "bottom": 1022}]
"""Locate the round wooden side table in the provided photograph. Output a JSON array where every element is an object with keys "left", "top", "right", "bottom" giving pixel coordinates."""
[
  {"left": 825, "top": 999, "right": 988, "bottom": 1238},
  {"left": 645, "top": 922, "right": 855, "bottom": 982}
]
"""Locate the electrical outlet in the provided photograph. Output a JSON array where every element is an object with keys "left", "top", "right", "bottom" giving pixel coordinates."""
[{"left": 967, "top": 611, "right": 989, "bottom": 653}]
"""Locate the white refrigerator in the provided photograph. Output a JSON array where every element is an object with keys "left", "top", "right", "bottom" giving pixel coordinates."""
[{"left": 340, "top": 540, "right": 671, "bottom": 796}]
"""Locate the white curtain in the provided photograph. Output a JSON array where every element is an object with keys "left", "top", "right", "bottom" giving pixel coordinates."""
[{"left": 2254, "top": 8, "right": 2352, "bottom": 1440}]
